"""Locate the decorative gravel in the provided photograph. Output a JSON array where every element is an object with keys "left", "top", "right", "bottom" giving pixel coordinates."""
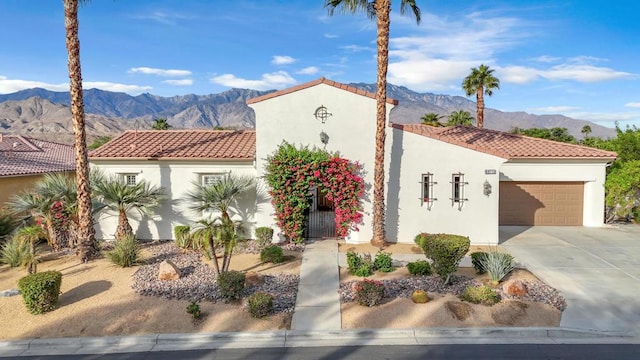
[
  {"left": 501, "top": 281, "right": 567, "bottom": 311},
  {"left": 131, "top": 242, "right": 299, "bottom": 313},
  {"left": 233, "top": 240, "right": 306, "bottom": 254}
]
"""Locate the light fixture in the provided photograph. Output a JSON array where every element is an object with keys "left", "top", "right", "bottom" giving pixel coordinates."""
[
  {"left": 483, "top": 180, "right": 492, "bottom": 196},
  {"left": 320, "top": 131, "right": 329, "bottom": 145},
  {"left": 314, "top": 105, "right": 332, "bottom": 124}
]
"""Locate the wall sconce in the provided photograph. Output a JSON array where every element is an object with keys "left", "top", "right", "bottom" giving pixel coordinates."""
[
  {"left": 320, "top": 131, "right": 329, "bottom": 145},
  {"left": 483, "top": 180, "right": 492, "bottom": 196}
]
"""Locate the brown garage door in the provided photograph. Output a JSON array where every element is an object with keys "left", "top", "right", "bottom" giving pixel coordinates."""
[{"left": 499, "top": 182, "right": 584, "bottom": 225}]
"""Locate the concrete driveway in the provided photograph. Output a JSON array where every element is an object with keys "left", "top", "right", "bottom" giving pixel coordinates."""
[{"left": 500, "top": 225, "right": 640, "bottom": 335}]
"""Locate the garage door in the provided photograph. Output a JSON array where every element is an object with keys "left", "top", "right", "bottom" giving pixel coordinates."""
[{"left": 499, "top": 182, "right": 584, "bottom": 225}]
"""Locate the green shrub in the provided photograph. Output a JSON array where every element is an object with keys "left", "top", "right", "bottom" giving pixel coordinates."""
[
  {"left": 106, "top": 235, "right": 140, "bottom": 268},
  {"left": 254, "top": 227, "right": 274, "bottom": 249},
  {"left": 217, "top": 270, "right": 246, "bottom": 299},
  {"left": 346, "top": 251, "right": 374, "bottom": 277},
  {"left": 186, "top": 301, "right": 201, "bottom": 319},
  {"left": 18, "top": 271, "right": 62, "bottom": 314},
  {"left": 0, "top": 236, "right": 30, "bottom": 267},
  {"left": 406, "top": 260, "right": 432, "bottom": 276},
  {"left": 0, "top": 208, "right": 16, "bottom": 242},
  {"left": 373, "top": 251, "right": 394, "bottom": 273},
  {"left": 354, "top": 279, "right": 385, "bottom": 306},
  {"left": 248, "top": 292, "right": 274, "bottom": 318},
  {"left": 471, "top": 252, "right": 488, "bottom": 274},
  {"left": 460, "top": 285, "right": 500, "bottom": 306},
  {"left": 174, "top": 225, "right": 192, "bottom": 249},
  {"left": 260, "top": 245, "right": 284, "bottom": 264},
  {"left": 414, "top": 233, "right": 470, "bottom": 285},
  {"left": 479, "top": 250, "right": 516, "bottom": 284}
]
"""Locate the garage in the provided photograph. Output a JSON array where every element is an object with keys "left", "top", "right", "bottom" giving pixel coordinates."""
[{"left": 499, "top": 182, "right": 584, "bottom": 226}]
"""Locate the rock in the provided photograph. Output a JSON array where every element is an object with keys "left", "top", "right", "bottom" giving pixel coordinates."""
[
  {"left": 0, "top": 289, "right": 20, "bottom": 297},
  {"left": 503, "top": 279, "right": 528, "bottom": 297},
  {"left": 411, "top": 289, "right": 429, "bottom": 304},
  {"left": 491, "top": 300, "right": 528, "bottom": 325},
  {"left": 245, "top": 271, "right": 264, "bottom": 287},
  {"left": 158, "top": 260, "right": 181, "bottom": 280},
  {"left": 445, "top": 301, "right": 473, "bottom": 321}
]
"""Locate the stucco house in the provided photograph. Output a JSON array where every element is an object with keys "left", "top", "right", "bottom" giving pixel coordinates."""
[
  {"left": 90, "top": 77, "right": 616, "bottom": 245},
  {"left": 0, "top": 134, "right": 75, "bottom": 206}
]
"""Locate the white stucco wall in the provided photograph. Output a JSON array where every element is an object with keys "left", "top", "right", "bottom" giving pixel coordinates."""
[
  {"left": 388, "top": 129, "right": 506, "bottom": 245},
  {"left": 499, "top": 160, "right": 610, "bottom": 226},
  {"left": 89, "top": 160, "right": 257, "bottom": 240},
  {"left": 250, "top": 83, "right": 393, "bottom": 243}
]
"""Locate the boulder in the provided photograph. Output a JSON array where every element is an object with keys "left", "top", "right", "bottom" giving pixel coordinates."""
[
  {"left": 245, "top": 271, "right": 264, "bottom": 287},
  {"left": 158, "top": 260, "right": 181, "bottom": 281},
  {"left": 503, "top": 279, "right": 527, "bottom": 297}
]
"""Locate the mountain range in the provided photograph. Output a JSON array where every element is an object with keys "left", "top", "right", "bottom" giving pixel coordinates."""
[{"left": 0, "top": 84, "right": 616, "bottom": 143}]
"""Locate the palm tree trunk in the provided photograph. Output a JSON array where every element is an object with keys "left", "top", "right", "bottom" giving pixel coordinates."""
[
  {"left": 64, "top": 0, "right": 98, "bottom": 261},
  {"left": 116, "top": 208, "right": 133, "bottom": 240},
  {"left": 371, "top": 0, "right": 391, "bottom": 247},
  {"left": 208, "top": 234, "right": 221, "bottom": 275},
  {"left": 476, "top": 86, "right": 484, "bottom": 129},
  {"left": 44, "top": 217, "right": 59, "bottom": 251},
  {"left": 29, "top": 240, "right": 37, "bottom": 274}
]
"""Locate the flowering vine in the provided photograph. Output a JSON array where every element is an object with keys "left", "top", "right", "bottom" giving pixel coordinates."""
[{"left": 264, "top": 142, "right": 365, "bottom": 243}]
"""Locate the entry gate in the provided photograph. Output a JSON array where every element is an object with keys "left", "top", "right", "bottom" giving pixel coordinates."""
[{"left": 304, "top": 210, "right": 336, "bottom": 239}]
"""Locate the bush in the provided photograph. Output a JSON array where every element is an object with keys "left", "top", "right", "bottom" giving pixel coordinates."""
[
  {"left": 174, "top": 225, "right": 192, "bottom": 249},
  {"left": 414, "top": 233, "right": 470, "bottom": 285},
  {"left": 106, "top": 234, "right": 140, "bottom": 268},
  {"left": 248, "top": 292, "right": 274, "bottom": 318},
  {"left": 373, "top": 251, "right": 394, "bottom": 273},
  {"left": 217, "top": 270, "right": 246, "bottom": 299},
  {"left": 254, "top": 227, "right": 274, "bottom": 249},
  {"left": 406, "top": 260, "right": 432, "bottom": 276},
  {"left": 260, "top": 245, "right": 284, "bottom": 264},
  {"left": 18, "top": 271, "right": 62, "bottom": 314},
  {"left": 0, "top": 236, "right": 30, "bottom": 267},
  {"left": 354, "top": 279, "right": 385, "bottom": 306},
  {"left": 479, "top": 250, "right": 516, "bottom": 284},
  {"left": 346, "top": 251, "right": 374, "bottom": 277},
  {"left": 460, "top": 285, "right": 500, "bottom": 306},
  {"left": 0, "top": 208, "right": 16, "bottom": 243},
  {"left": 186, "top": 301, "right": 201, "bottom": 319},
  {"left": 471, "top": 252, "right": 488, "bottom": 274}
]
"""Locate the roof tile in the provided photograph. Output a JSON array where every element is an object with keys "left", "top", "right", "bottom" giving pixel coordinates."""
[{"left": 0, "top": 134, "right": 75, "bottom": 177}]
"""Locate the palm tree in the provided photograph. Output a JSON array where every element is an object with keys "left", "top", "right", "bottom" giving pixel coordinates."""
[
  {"left": 92, "top": 175, "right": 167, "bottom": 240},
  {"left": 152, "top": 118, "right": 172, "bottom": 130},
  {"left": 9, "top": 192, "right": 60, "bottom": 250},
  {"left": 14, "top": 226, "right": 46, "bottom": 274},
  {"left": 185, "top": 173, "right": 255, "bottom": 274},
  {"left": 446, "top": 110, "right": 475, "bottom": 126},
  {"left": 462, "top": 64, "right": 500, "bottom": 129},
  {"left": 34, "top": 173, "right": 78, "bottom": 248},
  {"left": 420, "top": 112, "right": 443, "bottom": 127},
  {"left": 64, "top": 0, "right": 98, "bottom": 261},
  {"left": 581, "top": 125, "right": 592, "bottom": 138},
  {"left": 326, "top": 0, "right": 421, "bottom": 247}
]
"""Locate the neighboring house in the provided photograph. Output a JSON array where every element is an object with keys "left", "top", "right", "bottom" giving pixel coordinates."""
[
  {"left": 0, "top": 134, "right": 75, "bottom": 206},
  {"left": 90, "top": 77, "right": 617, "bottom": 245}
]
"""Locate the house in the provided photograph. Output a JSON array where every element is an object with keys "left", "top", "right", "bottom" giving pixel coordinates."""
[
  {"left": 90, "top": 77, "right": 617, "bottom": 245},
  {"left": 0, "top": 134, "right": 75, "bottom": 206}
]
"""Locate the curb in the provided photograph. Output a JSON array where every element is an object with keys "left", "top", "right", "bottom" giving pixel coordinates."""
[{"left": 1, "top": 327, "right": 638, "bottom": 357}]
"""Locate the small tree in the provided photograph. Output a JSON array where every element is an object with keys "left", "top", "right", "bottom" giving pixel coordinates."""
[
  {"left": 446, "top": 110, "right": 474, "bottom": 126},
  {"left": 421, "top": 112, "right": 444, "bottom": 127},
  {"left": 14, "top": 226, "right": 46, "bottom": 274},
  {"left": 581, "top": 125, "right": 592, "bottom": 138},
  {"left": 152, "top": 117, "right": 172, "bottom": 130}
]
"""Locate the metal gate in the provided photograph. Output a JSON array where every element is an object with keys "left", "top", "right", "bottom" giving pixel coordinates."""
[{"left": 304, "top": 210, "right": 337, "bottom": 239}]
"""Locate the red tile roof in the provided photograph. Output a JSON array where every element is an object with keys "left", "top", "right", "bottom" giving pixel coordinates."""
[
  {"left": 89, "top": 130, "right": 256, "bottom": 160},
  {"left": 0, "top": 134, "right": 75, "bottom": 177},
  {"left": 392, "top": 123, "right": 617, "bottom": 160},
  {"left": 246, "top": 77, "right": 399, "bottom": 105}
]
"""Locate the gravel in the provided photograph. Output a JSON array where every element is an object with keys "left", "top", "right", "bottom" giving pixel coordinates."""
[{"left": 131, "top": 242, "right": 299, "bottom": 313}]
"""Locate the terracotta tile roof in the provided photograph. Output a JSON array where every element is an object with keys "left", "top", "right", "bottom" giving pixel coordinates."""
[
  {"left": 0, "top": 134, "right": 75, "bottom": 177},
  {"left": 246, "top": 77, "right": 399, "bottom": 105},
  {"left": 89, "top": 130, "right": 256, "bottom": 160},
  {"left": 392, "top": 123, "right": 617, "bottom": 160}
]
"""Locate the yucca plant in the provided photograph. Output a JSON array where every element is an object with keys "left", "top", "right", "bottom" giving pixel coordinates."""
[
  {"left": 174, "top": 225, "right": 192, "bottom": 249},
  {"left": 0, "top": 236, "right": 31, "bottom": 268},
  {"left": 479, "top": 249, "right": 516, "bottom": 285},
  {"left": 106, "top": 234, "right": 140, "bottom": 268}
]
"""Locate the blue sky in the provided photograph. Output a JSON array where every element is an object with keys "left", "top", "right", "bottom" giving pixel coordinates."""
[{"left": 0, "top": 0, "right": 638, "bottom": 127}]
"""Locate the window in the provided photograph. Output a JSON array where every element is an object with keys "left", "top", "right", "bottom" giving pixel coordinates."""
[
  {"left": 123, "top": 174, "right": 137, "bottom": 186},
  {"left": 420, "top": 173, "right": 437, "bottom": 209},
  {"left": 201, "top": 174, "right": 224, "bottom": 187},
  {"left": 450, "top": 173, "right": 468, "bottom": 209}
]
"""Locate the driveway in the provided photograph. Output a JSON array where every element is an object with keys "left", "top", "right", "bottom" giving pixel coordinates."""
[{"left": 500, "top": 225, "right": 640, "bottom": 334}]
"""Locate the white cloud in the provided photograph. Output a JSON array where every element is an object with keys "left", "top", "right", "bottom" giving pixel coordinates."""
[
  {"left": 531, "top": 55, "right": 561, "bottom": 63},
  {"left": 341, "top": 45, "right": 374, "bottom": 53},
  {"left": 132, "top": 11, "right": 193, "bottom": 25},
  {"left": 542, "top": 64, "right": 632, "bottom": 82},
  {"left": 84, "top": 82, "right": 152, "bottom": 94},
  {"left": 0, "top": 76, "right": 68, "bottom": 93},
  {"left": 388, "top": 57, "right": 479, "bottom": 91},
  {"left": 625, "top": 102, "right": 640, "bottom": 108},
  {"left": 210, "top": 71, "right": 296, "bottom": 90},
  {"left": 129, "top": 67, "right": 192, "bottom": 77},
  {"left": 296, "top": 66, "right": 320, "bottom": 75},
  {"left": 497, "top": 66, "right": 540, "bottom": 84},
  {"left": 565, "top": 110, "right": 640, "bottom": 124},
  {"left": 271, "top": 56, "right": 296, "bottom": 65},
  {"left": 162, "top": 79, "right": 193, "bottom": 86},
  {"left": 324, "top": 33, "right": 338, "bottom": 38},
  {"left": 527, "top": 106, "right": 580, "bottom": 113}
]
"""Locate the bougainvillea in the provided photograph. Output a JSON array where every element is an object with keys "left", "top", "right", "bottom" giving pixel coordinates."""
[{"left": 264, "top": 142, "right": 365, "bottom": 243}]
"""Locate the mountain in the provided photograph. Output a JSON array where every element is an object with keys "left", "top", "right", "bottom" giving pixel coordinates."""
[{"left": 0, "top": 84, "right": 615, "bottom": 141}]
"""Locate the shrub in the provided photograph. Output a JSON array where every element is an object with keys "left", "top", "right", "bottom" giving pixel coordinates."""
[
  {"left": 373, "top": 251, "right": 394, "bottom": 273},
  {"left": 254, "top": 227, "right": 274, "bottom": 249},
  {"left": 414, "top": 233, "right": 470, "bottom": 285},
  {"left": 174, "top": 225, "right": 192, "bottom": 249},
  {"left": 18, "top": 271, "right": 62, "bottom": 314},
  {"left": 460, "top": 285, "right": 500, "bottom": 306},
  {"left": 217, "top": 270, "right": 246, "bottom": 299},
  {"left": 479, "top": 250, "right": 516, "bottom": 285},
  {"left": 186, "top": 301, "right": 201, "bottom": 319},
  {"left": 106, "top": 234, "right": 140, "bottom": 268},
  {"left": 406, "top": 260, "right": 432, "bottom": 276},
  {"left": 260, "top": 245, "right": 284, "bottom": 264},
  {"left": 0, "top": 207, "right": 16, "bottom": 243},
  {"left": 248, "top": 292, "right": 274, "bottom": 318},
  {"left": 346, "top": 251, "right": 374, "bottom": 277},
  {"left": 471, "top": 252, "right": 488, "bottom": 274},
  {"left": 0, "top": 236, "right": 30, "bottom": 267},
  {"left": 354, "top": 279, "right": 385, "bottom": 306}
]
